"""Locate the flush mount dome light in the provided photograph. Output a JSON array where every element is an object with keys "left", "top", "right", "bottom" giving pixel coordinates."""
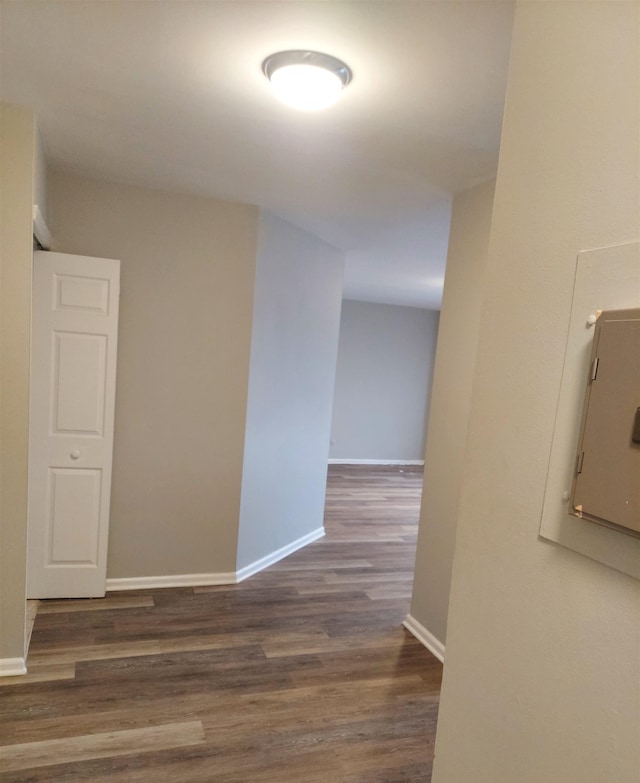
[{"left": 262, "top": 50, "right": 352, "bottom": 111}]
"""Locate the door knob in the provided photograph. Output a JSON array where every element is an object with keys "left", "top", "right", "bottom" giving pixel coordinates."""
[{"left": 70, "top": 449, "right": 81, "bottom": 460}]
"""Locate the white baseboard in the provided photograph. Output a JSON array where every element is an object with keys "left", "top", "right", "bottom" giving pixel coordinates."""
[
  {"left": 106, "top": 527, "right": 326, "bottom": 592},
  {"left": 328, "top": 459, "right": 424, "bottom": 466},
  {"left": 106, "top": 572, "right": 237, "bottom": 592},
  {"left": 236, "top": 527, "right": 325, "bottom": 582},
  {"left": 403, "top": 614, "right": 445, "bottom": 663},
  {"left": 0, "top": 657, "right": 27, "bottom": 677}
]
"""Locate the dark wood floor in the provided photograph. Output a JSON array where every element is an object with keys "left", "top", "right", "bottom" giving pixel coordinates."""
[{"left": 0, "top": 465, "right": 441, "bottom": 782}]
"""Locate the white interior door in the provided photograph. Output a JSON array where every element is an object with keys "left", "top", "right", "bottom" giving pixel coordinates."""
[{"left": 27, "top": 251, "right": 120, "bottom": 598}]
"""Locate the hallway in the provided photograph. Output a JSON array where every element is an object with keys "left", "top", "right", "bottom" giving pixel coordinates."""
[{"left": 0, "top": 466, "right": 442, "bottom": 782}]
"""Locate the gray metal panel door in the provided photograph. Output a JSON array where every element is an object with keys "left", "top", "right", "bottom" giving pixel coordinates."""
[{"left": 572, "top": 308, "right": 640, "bottom": 535}]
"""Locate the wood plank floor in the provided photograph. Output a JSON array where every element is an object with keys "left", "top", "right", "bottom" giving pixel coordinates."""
[{"left": 0, "top": 465, "right": 441, "bottom": 782}]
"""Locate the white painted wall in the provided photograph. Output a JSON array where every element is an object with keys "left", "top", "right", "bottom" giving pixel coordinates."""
[
  {"left": 329, "top": 300, "right": 439, "bottom": 462},
  {"left": 409, "top": 179, "right": 495, "bottom": 647},
  {"left": 237, "top": 212, "right": 344, "bottom": 571},
  {"left": 432, "top": 3, "right": 640, "bottom": 782}
]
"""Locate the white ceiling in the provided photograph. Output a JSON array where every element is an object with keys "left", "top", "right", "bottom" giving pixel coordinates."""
[{"left": 0, "top": 1, "right": 514, "bottom": 309}]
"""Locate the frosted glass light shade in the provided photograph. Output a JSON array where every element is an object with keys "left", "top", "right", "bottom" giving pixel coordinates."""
[
  {"left": 270, "top": 64, "right": 343, "bottom": 111},
  {"left": 263, "top": 51, "right": 352, "bottom": 112}
]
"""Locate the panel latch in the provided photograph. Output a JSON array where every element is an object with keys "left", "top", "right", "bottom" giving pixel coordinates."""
[{"left": 633, "top": 408, "right": 640, "bottom": 445}]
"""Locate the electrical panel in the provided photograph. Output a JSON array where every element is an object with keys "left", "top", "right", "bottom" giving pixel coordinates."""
[{"left": 571, "top": 308, "right": 640, "bottom": 537}]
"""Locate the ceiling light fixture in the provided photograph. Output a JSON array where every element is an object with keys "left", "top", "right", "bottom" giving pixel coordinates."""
[{"left": 262, "top": 50, "right": 352, "bottom": 111}]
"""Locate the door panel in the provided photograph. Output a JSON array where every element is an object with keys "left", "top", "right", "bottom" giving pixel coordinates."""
[
  {"left": 52, "top": 332, "right": 107, "bottom": 434},
  {"left": 572, "top": 309, "right": 640, "bottom": 535},
  {"left": 48, "top": 468, "right": 102, "bottom": 564},
  {"left": 54, "top": 273, "right": 111, "bottom": 314},
  {"left": 28, "top": 252, "right": 120, "bottom": 598}
]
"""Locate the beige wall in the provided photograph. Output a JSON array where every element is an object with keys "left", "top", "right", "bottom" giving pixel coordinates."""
[
  {"left": 432, "top": 3, "right": 640, "bottom": 782},
  {"left": 49, "top": 172, "right": 259, "bottom": 578},
  {"left": 409, "top": 179, "right": 495, "bottom": 646},
  {"left": 0, "top": 105, "right": 35, "bottom": 662},
  {"left": 34, "top": 129, "right": 48, "bottom": 225}
]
